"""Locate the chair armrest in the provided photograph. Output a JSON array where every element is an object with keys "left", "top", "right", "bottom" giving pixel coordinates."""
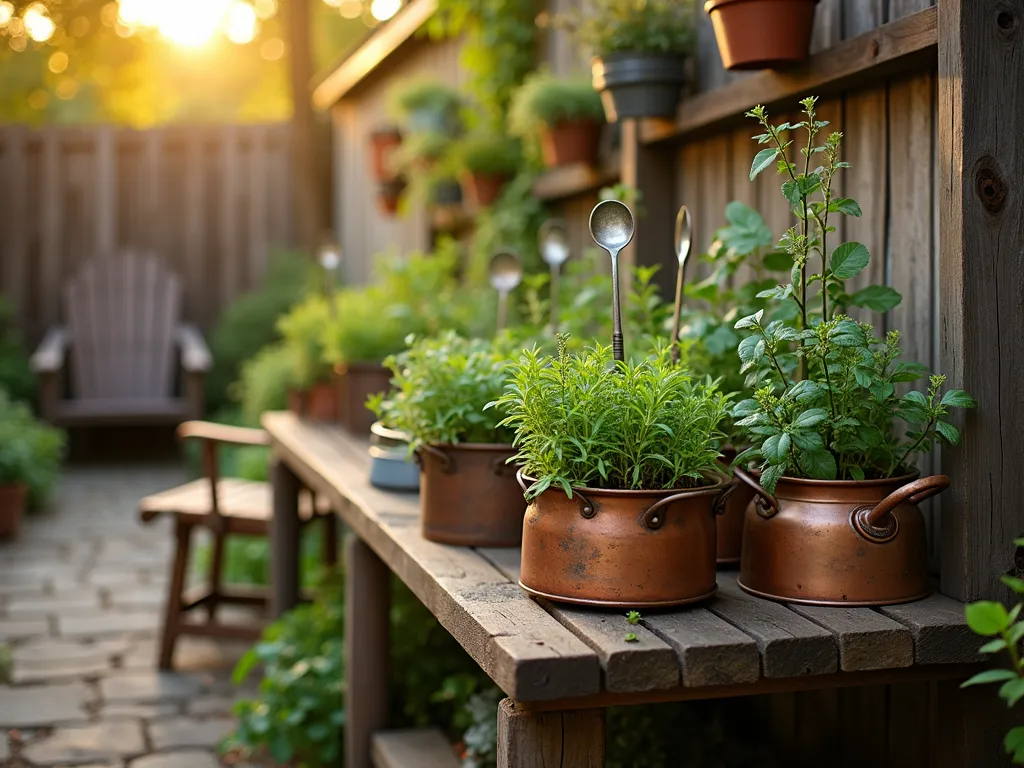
[
  {"left": 177, "top": 324, "right": 212, "bottom": 373},
  {"left": 31, "top": 327, "right": 69, "bottom": 374},
  {"left": 177, "top": 420, "right": 271, "bottom": 447}
]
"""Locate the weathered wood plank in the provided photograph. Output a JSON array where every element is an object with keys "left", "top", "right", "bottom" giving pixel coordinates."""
[
  {"left": 531, "top": 163, "right": 619, "bottom": 202},
  {"left": 496, "top": 698, "right": 604, "bottom": 768},
  {"left": 371, "top": 729, "right": 459, "bottom": 768},
  {"left": 264, "top": 414, "right": 601, "bottom": 702},
  {"left": 709, "top": 576, "right": 837, "bottom": 677},
  {"left": 879, "top": 593, "right": 980, "bottom": 664},
  {"left": 788, "top": 604, "right": 914, "bottom": 671}
]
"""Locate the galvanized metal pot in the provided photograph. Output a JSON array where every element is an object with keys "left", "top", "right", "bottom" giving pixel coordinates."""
[
  {"left": 735, "top": 467, "right": 948, "bottom": 606},
  {"left": 591, "top": 53, "right": 686, "bottom": 122},
  {"left": 717, "top": 448, "right": 753, "bottom": 567},
  {"left": 336, "top": 362, "right": 392, "bottom": 436},
  {"left": 368, "top": 422, "right": 419, "bottom": 492},
  {"left": 518, "top": 470, "right": 734, "bottom": 608},
  {"left": 418, "top": 443, "right": 526, "bottom": 547}
]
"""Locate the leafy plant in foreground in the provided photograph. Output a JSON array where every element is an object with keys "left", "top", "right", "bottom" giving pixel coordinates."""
[
  {"left": 0, "top": 389, "right": 65, "bottom": 507},
  {"left": 730, "top": 97, "right": 974, "bottom": 492},
  {"left": 962, "top": 551, "right": 1024, "bottom": 763},
  {"left": 495, "top": 339, "right": 728, "bottom": 497}
]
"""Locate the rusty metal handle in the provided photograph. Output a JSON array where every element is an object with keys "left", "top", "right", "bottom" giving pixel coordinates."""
[
  {"left": 733, "top": 466, "right": 780, "bottom": 519},
  {"left": 491, "top": 455, "right": 513, "bottom": 477},
  {"left": 713, "top": 478, "right": 738, "bottom": 517},
  {"left": 418, "top": 444, "right": 455, "bottom": 474},
  {"left": 865, "top": 474, "right": 950, "bottom": 527},
  {"left": 641, "top": 473, "right": 732, "bottom": 530},
  {"left": 516, "top": 468, "right": 594, "bottom": 518}
]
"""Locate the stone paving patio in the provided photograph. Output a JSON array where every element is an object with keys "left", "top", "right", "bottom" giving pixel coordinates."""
[{"left": 0, "top": 463, "right": 259, "bottom": 768}]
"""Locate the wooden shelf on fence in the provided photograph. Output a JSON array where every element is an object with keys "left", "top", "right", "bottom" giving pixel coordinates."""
[
  {"left": 532, "top": 163, "right": 619, "bottom": 201},
  {"left": 641, "top": 5, "right": 937, "bottom": 145},
  {"left": 429, "top": 205, "right": 474, "bottom": 235}
]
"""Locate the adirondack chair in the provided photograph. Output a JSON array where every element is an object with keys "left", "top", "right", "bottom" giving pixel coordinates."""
[{"left": 30, "top": 252, "right": 211, "bottom": 426}]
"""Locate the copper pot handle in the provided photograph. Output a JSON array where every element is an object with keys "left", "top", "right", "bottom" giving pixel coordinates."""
[
  {"left": 733, "top": 466, "right": 780, "bottom": 519},
  {"left": 864, "top": 474, "right": 950, "bottom": 527},
  {"left": 515, "top": 468, "right": 594, "bottom": 518},
  {"left": 641, "top": 473, "right": 734, "bottom": 530},
  {"left": 418, "top": 444, "right": 455, "bottom": 474},
  {"left": 491, "top": 456, "right": 513, "bottom": 477}
]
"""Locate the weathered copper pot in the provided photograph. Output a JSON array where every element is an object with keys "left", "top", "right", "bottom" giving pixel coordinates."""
[
  {"left": 717, "top": 448, "right": 753, "bottom": 566},
  {"left": 518, "top": 471, "right": 734, "bottom": 608},
  {"left": 418, "top": 443, "right": 525, "bottom": 547},
  {"left": 336, "top": 362, "right": 392, "bottom": 436},
  {"left": 304, "top": 381, "right": 339, "bottom": 423},
  {"left": 735, "top": 467, "right": 948, "bottom": 606}
]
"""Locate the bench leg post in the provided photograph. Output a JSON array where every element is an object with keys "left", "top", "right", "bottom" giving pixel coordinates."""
[
  {"left": 497, "top": 698, "right": 605, "bottom": 768},
  {"left": 345, "top": 534, "right": 390, "bottom": 768},
  {"left": 270, "top": 458, "right": 301, "bottom": 618}
]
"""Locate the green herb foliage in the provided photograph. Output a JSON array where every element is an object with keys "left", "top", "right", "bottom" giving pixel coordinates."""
[
  {"left": 554, "top": 0, "right": 698, "bottom": 56},
  {"left": 390, "top": 79, "right": 463, "bottom": 129},
  {"left": 453, "top": 132, "right": 522, "bottom": 176},
  {"left": 372, "top": 332, "right": 517, "bottom": 448},
  {"left": 730, "top": 97, "right": 974, "bottom": 493},
  {"left": 0, "top": 299, "right": 34, "bottom": 404},
  {"left": 508, "top": 71, "right": 605, "bottom": 138},
  {"left": 233, "top": 342, "right": 298, "bottom": 425},
  {"left": 496, "top": 339, "right": 728, "bottom": 497},
  {"left": 0, "top": 389, "right": 65, "bottom": 507},
  {"left": 276, "top": 293, "right": 333, "bottom": 390},
  {"left": 962, "top": 548, "right": 1024, "bottom": 764}
]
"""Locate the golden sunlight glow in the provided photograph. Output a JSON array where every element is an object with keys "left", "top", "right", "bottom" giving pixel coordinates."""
[
  {"left": 338, "top": 0, "right": 362, "bottom": 19},
  {"left": 48, "top": 50, "right": 69, "bottom": 73},
  {"left": 116, "top": 0, "right": 261, "bottom": 47},
  {"left": 0, "top": 2, "right": 13, "bottom": 27},
  {"left": 23, "top": 3, "right": 56, "bottom": 42},
  {"left": 253, "top": 0, "right": 277, "bottom": 21},
  {"left": 225, "top": 1, "right": 258, "bottom": 44},
  {"left": 370, "top": 0, "right": 401, "bottom": 21}
]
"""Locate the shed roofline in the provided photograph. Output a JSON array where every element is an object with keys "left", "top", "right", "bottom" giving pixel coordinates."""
[{"left": 312, "top": 0, "right": 439, "bottom": 111}]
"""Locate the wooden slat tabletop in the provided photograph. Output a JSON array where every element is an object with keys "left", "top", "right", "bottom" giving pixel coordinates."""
[{"left": 263, "top": 413, "right": 980, "bottom": 705}]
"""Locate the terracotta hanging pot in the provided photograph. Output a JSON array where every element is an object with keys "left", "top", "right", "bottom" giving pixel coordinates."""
[
  {"left": 0, "top": 483, "right": 27, "bottom": 539},
  {"left": 705, "top": 0, "right": 820, "bottom": 71},
  {"left": 462, "top": 171, "right": 510, "bottom": 208},
  {"left": 417, "top": 443, "right": 525, "bottom": 547},
  {"left": 717, "top": 448, "right": 754, "bottom": 566},
  {"left": 369, "top": 126, "right": 403, "bottom": 181},
  {"left": 591, "top": 53, "right": 686, "bottom": 122},
  {"left": 304, "top": 380, "right": 340, "bottom": 423},
  {"left": 540, "top": 119, "right": 602, "bottom": 168},
  {"left": 336, "top": 362, "right": 393, "bottom": 436},
  {"left": 735, "top": 467, "right": 947, "bottom": 606},
  {"left": 377, "top": 177, "right": 406, "bottom": 217},
  {"left": 518, "top": 471, "right": 734, "bottom": 608}
]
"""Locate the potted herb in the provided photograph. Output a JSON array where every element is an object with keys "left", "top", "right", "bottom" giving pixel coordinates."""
[
  {"left": 0, "top": 391, "right": 65, "bottom": 538},
  {"left": 706, "top": 0, "right": 820, "bottom": 71},
  {"left": 556, "top": 0, "right": 696, "bottom": 122},
  {"left": 373, "top": 332, "right": 525, "bottom": 547},
  {"left": 453, "top": 133, "right": 522, "bottom": 208},
  {"left": 369, "top": 125, "right": 403, "bottom": 182},
  {"left": 277, "top": 295, "right": 338, "bottom": 423},
  {"left": 508, "top": 72, "right": 605, "bottom": 168},
  {"left": 391, "top": 80, "right": 463, "bottom": 135},
  {"left": 495, "top": 340, "right": 732, "bottom": 607},
  {"left": 377, "top": 176, "right": 407, "bottom": 217},
  {"left": 730, "top": 97, "right": 974, "bottom": 606}
]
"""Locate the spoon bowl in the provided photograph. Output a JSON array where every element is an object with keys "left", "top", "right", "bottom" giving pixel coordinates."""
[
  {"left": 589, "top": 200, "right": 636, "bottom": 362},
  {"left": 539, "top": 219, "right": 571, "bottom": 268},
  {"left": 489, "top": 250, "right": 523, "bottom": 333},
  {"left": 670, "top": 205, "right": 693, "bottom": 364}
]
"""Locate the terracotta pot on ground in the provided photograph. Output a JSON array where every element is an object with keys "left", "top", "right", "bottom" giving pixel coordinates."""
[
  {"left": 418, "top": 444, "right": 525, "bottom": 547},
  {"left": 377, "top": 177, "right": 406, "bottom": 217},
  {"left": 369, "top": 127, "right": 403, "bottom": 181},
  {"left": 336, "top": 362, "right": 393, "bottom": 436},
  {"left": 0, "top": 484, "right": 28, "bottom": 539},
  {"left": 592, "top": 53, "right": 686, "bottom": 122},
  {"left": 735, "top": 467, "right": 947, "bottom": 606},
  {"left": 304, "top": 380, "right": 340, "bottom": 423},
  {"left": 540, "top": 119, "right": 602, "bottom": 168},
  {"left": 462, "top": 172, "right": 510, "bottom": 208},
  {"left": 717, "top": 447, "right": 753, "bottom": 566},
  {"left": 518, "top": 471, "right": 733, "bottom": 608},
  {"left": 706, "top": 0, "right": 820, "bottom": 70}
]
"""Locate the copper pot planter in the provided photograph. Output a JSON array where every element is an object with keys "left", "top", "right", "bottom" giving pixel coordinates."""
[
  {"left": 717, "top": 448, "right": 753, "bottom": 566},
  {"left": 369, "top": 127, "right": 403, "bottom": 181},
  {"left": 462, "top": 171, "right": 510, "bottom": 208},
  {"left": 336, "top": 362, "right": 392, "bottom": 436},
  {"left": 303, "top": 381, "right": 339, "bottom": 423},
  {"left": 418, "top": 443, "right": 525, "bottom": 547},
  {"left": 0, "top": 483, "right": 27, "bottom": 539},
  {"left": 540, "top": 119, "right": 602, "bottom": 168},
  {"left": 706, "top": 0, "right": 820, "bottom": 70},
  {"left": 735, "top": 467, "right": 948, "bottom": 606},
  {"left": 518, "top": 471, "right": 734, "bottom": 608}
]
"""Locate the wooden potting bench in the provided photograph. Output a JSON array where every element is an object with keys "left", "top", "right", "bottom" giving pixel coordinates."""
[{"left": 264, "top": 412, "right": 982, "bottom": 768}]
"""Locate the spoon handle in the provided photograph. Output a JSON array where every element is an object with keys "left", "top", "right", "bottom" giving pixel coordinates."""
[
  {"left": 549, "top": 264, "right": 559, "bottom": 333},
  {"left": 497, "top": 290, "right": 508, "bottom": 333},
  {"left": 670, "top": 261, "right": 684, "bottom": 364},
  {"left": 613, "top": 331, "right": 624, "bottom": 362}
]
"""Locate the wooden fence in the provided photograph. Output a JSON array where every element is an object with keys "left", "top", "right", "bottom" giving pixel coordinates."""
[{"left": 0, "top": 123, "right": 295, "bottom": 342}]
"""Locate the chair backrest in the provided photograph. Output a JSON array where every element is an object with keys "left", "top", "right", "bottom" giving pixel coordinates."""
[{"left": 64, "top": 252, "right": 182, "bottom": 400}]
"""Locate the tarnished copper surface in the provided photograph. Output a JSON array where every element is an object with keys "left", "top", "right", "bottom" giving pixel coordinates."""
[
  {"left": 717, "top": 448, "right": 753, "bottom": 566},
  {"left": 518, "top": 472, "right": 731, "bottom": 608},
  {"left": 304, "top": 381, "right": 340, "bottom": 423},
  {"left": 735, "top": 467, "right": 949, "bottom": 606},
  {"left": 336, "top": 362, "right": 392, "bottom": 436},
  {"left": 418, "top": 443, "right": 525, "bottom": 547}
]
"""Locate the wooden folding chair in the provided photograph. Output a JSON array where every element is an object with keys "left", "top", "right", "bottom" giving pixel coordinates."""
[{"left": 139, "top": 421, "right": 337, "bottom": 669}]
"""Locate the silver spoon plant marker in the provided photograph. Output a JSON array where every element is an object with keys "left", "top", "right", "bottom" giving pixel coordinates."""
[
  {"left": 670, "top": 205, "right": 693, "bottom": 365},
  {"left": 489, "top": 250, "right": 523, "bottom": 334},
  {"left": 589, "top": 200, "right": 635, "bottom": 362},
  {"left": 538, "top": 218, "right": 570, "bottom": 333}
]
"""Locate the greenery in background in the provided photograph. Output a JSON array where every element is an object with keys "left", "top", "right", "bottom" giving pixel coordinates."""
[
  {"left": 0, "top": 299, "right": 35, "bottom": 405},
  {"left": 466, "top": 172, "right": 547, "bottom": 281},
  {"left": 508, "top": 71, "right": 605, "bottom": 138},
  {"left": 0, "top": 388, "right": 65, "bottom": 507},
  {"left": 206, "top": 252, "right": 317, "bottom": 412},
  {"left": 390, "top": 79, "right": 463, "bottom": 132},
  {"left": 731, "top": 97, "right": 974, "bottom": 493},
  {"left": 962, "top": 551, "right": 1024, "bottom": 764},
  {"left": 372, "top": 332, "right": 518, "bottom": 447},
  {"left": 0, "top": 643, "right": 10, "bottom": 684},
  {"left": 554, "top": 0, "right": 698, "bottom": 56},
  {"left": 496, "top": 339, "right": 728, "bottom": 497},
  {"left": 233, "top": 343, "right": 299, "bottom": 425},
  {"left": 454, "top": 132, "right": 522, "bottom": 177},
  {"left": 277, "top": 293, "right": 334, "bottom": 389}
]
